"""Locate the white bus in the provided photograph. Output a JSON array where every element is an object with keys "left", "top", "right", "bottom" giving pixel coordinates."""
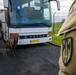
[{"left": 1, "top": 0, "right": 60, "bottom": 45}]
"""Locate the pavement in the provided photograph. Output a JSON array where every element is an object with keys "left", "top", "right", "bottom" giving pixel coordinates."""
[
  {"left": 0, "top": 38, "right": 6, "bottom": 54},
  {"left": 0, "top": 38, "right": 60, "bottom": 75}
]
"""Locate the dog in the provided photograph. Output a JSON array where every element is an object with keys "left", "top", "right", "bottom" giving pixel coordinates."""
[{"left": 6, "top": 38, "right": 18, "bottom": 56}]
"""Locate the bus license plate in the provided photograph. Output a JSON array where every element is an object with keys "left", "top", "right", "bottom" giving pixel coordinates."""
[{"left": 30, "top": 40, "right": 39, "bottom": 43}]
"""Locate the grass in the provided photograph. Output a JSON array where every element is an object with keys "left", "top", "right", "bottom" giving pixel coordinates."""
[
  {"left": 52, "top": 34, "right": 64, "bottom": 46},
  {"left": 52, "top": 23, "right": 62, "bottom": 34},
  {"left": 51, "top": 23, "right": 64, "bottom": 46}
]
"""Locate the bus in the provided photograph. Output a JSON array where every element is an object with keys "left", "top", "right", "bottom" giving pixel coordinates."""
[{"left": 1, "top": 0, "right": 60, "bottom": 45}]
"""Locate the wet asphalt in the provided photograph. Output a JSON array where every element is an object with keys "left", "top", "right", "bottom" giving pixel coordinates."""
[{"left": 0, "top": 40, "right": 60, "bottom": 75}]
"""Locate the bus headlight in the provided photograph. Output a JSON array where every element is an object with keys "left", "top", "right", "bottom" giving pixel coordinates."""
[
  {"left": 10, "top": 33, "right": 19, "bottom": 37},
  {"left": 10, "top": 33, "right": 19, "bottom": 39},
  {"left": 47, "top": 31, "right": 52, "bottom": 37}
]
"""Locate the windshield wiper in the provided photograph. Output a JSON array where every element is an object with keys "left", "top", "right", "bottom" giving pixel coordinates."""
[
  {"left": 14, "top": 24, "right": 36, "bottom": 28},
  {"left": 14, "top": 24, "right": 26, "bottom": 28},
  {"left": 14, "top": 23, "right": 51, "bottom": 28},
  {"left": 35, "top": 23, "right": 51, "bottom": 27}
]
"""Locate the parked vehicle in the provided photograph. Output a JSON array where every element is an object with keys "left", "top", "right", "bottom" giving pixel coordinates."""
[{"left": 1, "top": 0, "right": 60, "bottom": 45}]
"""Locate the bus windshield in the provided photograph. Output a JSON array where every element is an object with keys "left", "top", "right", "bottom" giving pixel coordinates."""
[{"left": 9, "top": 0, "right": 51, "bottom": 27}]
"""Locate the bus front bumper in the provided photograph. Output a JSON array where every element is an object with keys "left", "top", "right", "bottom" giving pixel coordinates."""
[{"left": 17, "top": 37, "right": 51, "bottom": 45}]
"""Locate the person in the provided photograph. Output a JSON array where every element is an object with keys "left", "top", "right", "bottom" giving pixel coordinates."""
[
  {"left": 0, "top": 20, "right": 2, "bottom": 31},
  {"left": 57, "top": 0, "right": 76, "bottom": 75},
  {"left": 0, "top": 20, "right": 2, "bottom": 39}
]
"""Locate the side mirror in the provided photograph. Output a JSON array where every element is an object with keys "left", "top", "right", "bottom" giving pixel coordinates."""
[
  {"left": 56, "top": 0, "right": 60, "bottom": 10},
  {"left": 49, "top": 0, "right": 60, "bottom": 10},
  {"left": 3, "top": 0, "right": 8, "bottom": 8}
]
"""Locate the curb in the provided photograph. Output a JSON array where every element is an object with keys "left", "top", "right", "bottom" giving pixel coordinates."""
[{"left": 48, "top": 42, "right": 60, "bottom": 47}]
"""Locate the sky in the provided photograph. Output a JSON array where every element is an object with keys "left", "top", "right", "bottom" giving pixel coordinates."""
[
  {"left": 0, "top": 0, "right": 74, "bottom": 11},
  {"left": 0, "top": 0, "right": 74, "bottom": 15},
  {"left": 51, "top": 0, "right": 74, "bottom": 16},
  {"left": 0, "top": 0, "right": 3, "bottom": 9},
  {"left": 0, "top": 0, "right": 75, "bottom": 22},
  {"left": 51, "top": 0, "right": 74, "bottom": 22}
]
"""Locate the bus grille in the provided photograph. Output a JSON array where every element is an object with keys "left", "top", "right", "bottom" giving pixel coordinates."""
[{"left": 19, "top": 34, "right": 48, "bottom": 39}]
